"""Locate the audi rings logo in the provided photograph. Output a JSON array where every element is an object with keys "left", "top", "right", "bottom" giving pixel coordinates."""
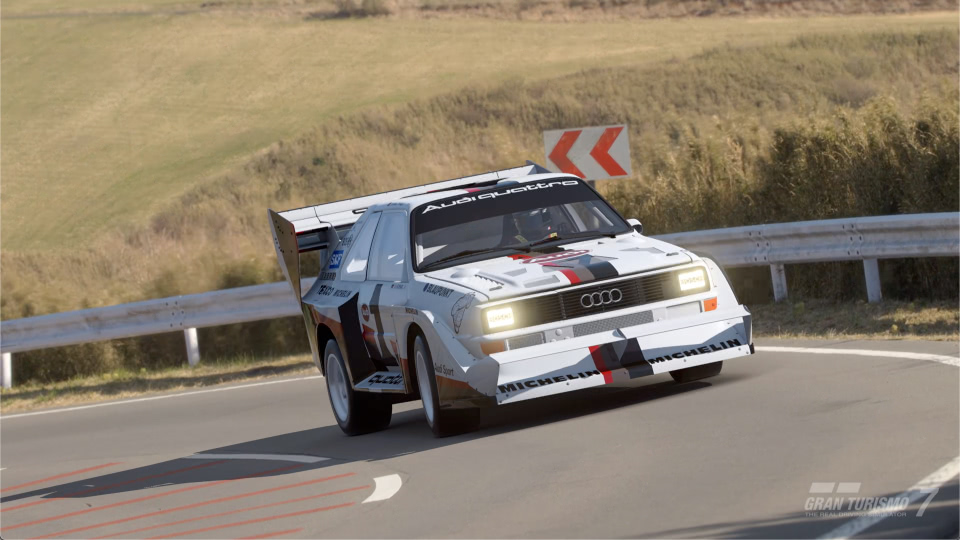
[{"left": 580, "top": 288, "right": 623, "bottom": 308}]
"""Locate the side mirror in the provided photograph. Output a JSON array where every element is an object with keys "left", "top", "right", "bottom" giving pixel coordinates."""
[{"left": 627, "top": 218, "right": 643, "bottom": 235}]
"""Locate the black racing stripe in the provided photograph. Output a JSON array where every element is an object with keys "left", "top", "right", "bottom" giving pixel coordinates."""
[
  {"left": 584, "top": 260, "right": 619, "bottom": 281},
  {"left": 620, "top": 338, "right": 653, "bottom": 379},
  {"left": 596, "top": 343, "right": 624, "bottom": 371},
  {"left": 368, "top": 284, "right": 397, "bottom": 367},
  {"left": 337, "top": 293, "right": 377, "bottom": 384}
]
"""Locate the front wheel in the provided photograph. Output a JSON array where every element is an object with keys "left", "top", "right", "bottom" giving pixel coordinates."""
[
  {"left": 324, "top": 339, "right": 392, "bottom": 436},
  {"left": 670, "top": 361, "right": 723, "bottom": 384},
  {"left": 413, "top": 334, "right": 480, "bottom": 437}
]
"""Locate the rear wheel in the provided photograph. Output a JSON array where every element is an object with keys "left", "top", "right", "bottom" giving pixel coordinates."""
[
  {"left": 413, "top": 334, "right": 480, "bottom": 437},
  {"left": 670, "top": 361, "right": 723, "bottom": 384},
  {"left": 324, "top": 339, "right": 392, "bottom": 435}
]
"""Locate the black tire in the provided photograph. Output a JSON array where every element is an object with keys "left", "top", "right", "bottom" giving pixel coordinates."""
[
  {"left": 413, "top": 334, "right": 480, "bottom": 438},
  {"left": 323, "top": 339, "right": 392, "bottom": 436},
  {"left": 670, "top": 361, "right": 723, "bottom": 384}
]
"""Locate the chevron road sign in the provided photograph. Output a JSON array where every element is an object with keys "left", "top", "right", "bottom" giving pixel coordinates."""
[{"left": 543, "top": 124, "right": 632, "bottom": 181}]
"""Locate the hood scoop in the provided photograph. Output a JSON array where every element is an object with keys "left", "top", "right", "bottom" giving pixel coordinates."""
[
  {"left": 523, "top": 275, "right": 561, "bottom": 288},
  {"left": 621, "top": 246, "right": 665, "bottom": 255},
  {"left": 447, "top": 267, "right": 506, "bottom": 291},
  {"left": 451, "top": 267, "right": 478, "bottom": 279}
]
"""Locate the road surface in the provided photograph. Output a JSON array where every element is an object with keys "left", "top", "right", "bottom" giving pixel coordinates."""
[{"left": 1, "top": 338, "right": 957, "bottom": 539}]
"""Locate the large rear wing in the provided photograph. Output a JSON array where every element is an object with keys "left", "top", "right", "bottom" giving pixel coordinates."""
[{"left": 268, "top": 162, "right": 551, "bottom": 299}]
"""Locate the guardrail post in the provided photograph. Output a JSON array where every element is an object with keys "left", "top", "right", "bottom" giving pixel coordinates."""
[
  {"left": 184, "top": 328, "right": 200, "bottom": 367},
  {"left": 863, "top": 258, "right": 882, "bottom": 303},
  {"left": 2, "top": 352, "right": 12, "bottom": 389},
  {"left": 770, "top": 263, "right": 788, "bottom": 302}
]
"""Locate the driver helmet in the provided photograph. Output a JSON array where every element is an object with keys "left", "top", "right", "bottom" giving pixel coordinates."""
[{"left": 511, "top": 208, "right": 551, "bottom": 242}]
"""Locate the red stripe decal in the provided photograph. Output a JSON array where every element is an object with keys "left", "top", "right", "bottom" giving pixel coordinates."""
[
  {"left": 588, "top": 345, "right": 605, "bottom": 370},
  {"left": 1, "top": 463, "right": 123, "bottom": 494},
  {"left": 588, "top": 346, "right": 613, "bottom": 384},
  {"left": 560, "top": 269, "right": 581, "bottom": 284}
]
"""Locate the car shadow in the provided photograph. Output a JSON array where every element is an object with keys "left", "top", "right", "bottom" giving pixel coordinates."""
[{"left": 1, "top": 371, "right": 752, "bottom": 505}]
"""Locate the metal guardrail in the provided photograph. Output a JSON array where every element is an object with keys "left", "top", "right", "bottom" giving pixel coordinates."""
[
  {"left": 1, "top": 212, "right": 957, "bottom": 388},
  {"left": 655, "top": 212, "right": 960, "bottom": 305}
]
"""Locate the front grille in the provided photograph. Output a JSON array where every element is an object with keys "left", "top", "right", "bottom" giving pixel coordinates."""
[
  {"left": 559, "top": 273, "right": 668, "bottom": 319},
  {"left": 482, "top": 266, "right": 708, "bottom": 333},
  {"left": 506, "top": 333, "right": 545, "bottom": 350},
  {"left": 510, "top": 293, "right": 564, "bottom": 329},
  {"left": 572, "top": 310, "right": 653, "bottom": 337}
]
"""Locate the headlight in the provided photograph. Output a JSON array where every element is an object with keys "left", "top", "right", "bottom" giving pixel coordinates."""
[
  {"left": 485, "top": 306, "right": 515, "bottom": 330},
  {"left": 677, "top": 268, "right": 707, "bottom": 291}
]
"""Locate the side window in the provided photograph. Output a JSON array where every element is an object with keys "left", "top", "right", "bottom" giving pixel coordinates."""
[
  {"left": 340, "top": 213, "right": 381, "bottom": 282},
  {"left": 368, "top": 213, "right": 407, "bottom": 282},
  {"left": 565, "top": 201, "right": 614, "bottom": 230}
]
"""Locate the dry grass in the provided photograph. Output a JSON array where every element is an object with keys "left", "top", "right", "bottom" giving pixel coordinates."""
[
  {"left": 3, "top": 0, "right": 953, "bottom": 19},
  {"left": 0, "top": 353, "right": 315, "bottom": 413},
  {"left": 1, "top": 8, "right": 955, "bottom": 251},
  {"left": 751, "top": 299, "right": 960, "bottom": 341}
]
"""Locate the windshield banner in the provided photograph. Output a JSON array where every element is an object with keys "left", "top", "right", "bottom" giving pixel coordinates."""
[{"left": 415, "top": 179, "right": 592, "bottom": 233}]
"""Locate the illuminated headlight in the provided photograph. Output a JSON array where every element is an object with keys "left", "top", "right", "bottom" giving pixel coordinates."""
[
  {"left": 678, "top": 268, "right": 707, "bottom": 291},
  {"left": 485, "top": 306, "right": 515, "bottom": 330}
]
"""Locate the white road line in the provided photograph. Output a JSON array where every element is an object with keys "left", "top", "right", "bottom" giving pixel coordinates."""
[
  {"left": 756, "top": 346, "right": 960, "bottom": 367},
  {"left": 186, "top": 453, "right": 329, "bottom": 464},
  {"left": 0, "top": 375, "right": 324, "bottom": 420},
  {"left": 363, "top": 474, "right": 402, "bottom": 503},
  {"left": 818, "top": 456, "right": 960, "bottom": 539}
]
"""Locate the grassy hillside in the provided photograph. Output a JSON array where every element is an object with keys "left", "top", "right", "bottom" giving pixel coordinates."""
[
  {"left": 1, "top": 7, "right": 955, "bottom": 251},
  {"left": 3, "top": 28, "right": 957, "bottom": 384},
  {"left": 2, "top": 0, "right": 953, "bottom": 18}
]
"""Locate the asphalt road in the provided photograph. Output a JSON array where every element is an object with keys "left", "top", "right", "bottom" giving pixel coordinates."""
[{"left": 1, "top": 338, "right": 957, "bottom": 539}]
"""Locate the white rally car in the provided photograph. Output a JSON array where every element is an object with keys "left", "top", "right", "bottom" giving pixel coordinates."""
[{"left": 269, "top": 163, "right": 753, "bottom": 437}]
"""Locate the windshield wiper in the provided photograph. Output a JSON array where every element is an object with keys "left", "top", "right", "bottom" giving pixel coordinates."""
[
  {"left": 554, "top": 230, "right": 620, "bottom": 241},
  {"left": 512, "top": 230, "right": 620, "bottom": 251}
]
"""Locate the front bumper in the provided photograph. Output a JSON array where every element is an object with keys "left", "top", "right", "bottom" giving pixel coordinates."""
[{"left": 486, "top": 305, "right": 752, "bottom": 404}]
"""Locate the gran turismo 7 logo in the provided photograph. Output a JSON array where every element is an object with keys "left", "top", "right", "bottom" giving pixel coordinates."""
[{"left": 803, "top": 482, "right": 938, "bottom": 518}]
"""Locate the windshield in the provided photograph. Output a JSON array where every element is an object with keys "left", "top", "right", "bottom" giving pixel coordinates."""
[{"left": 412, "top": 178, "right": 631, "bottom": 271}]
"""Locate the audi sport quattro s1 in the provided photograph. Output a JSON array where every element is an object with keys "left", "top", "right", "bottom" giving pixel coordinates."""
[{"left": 268, "top": 163, "right": 753, "bottom": 437}]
